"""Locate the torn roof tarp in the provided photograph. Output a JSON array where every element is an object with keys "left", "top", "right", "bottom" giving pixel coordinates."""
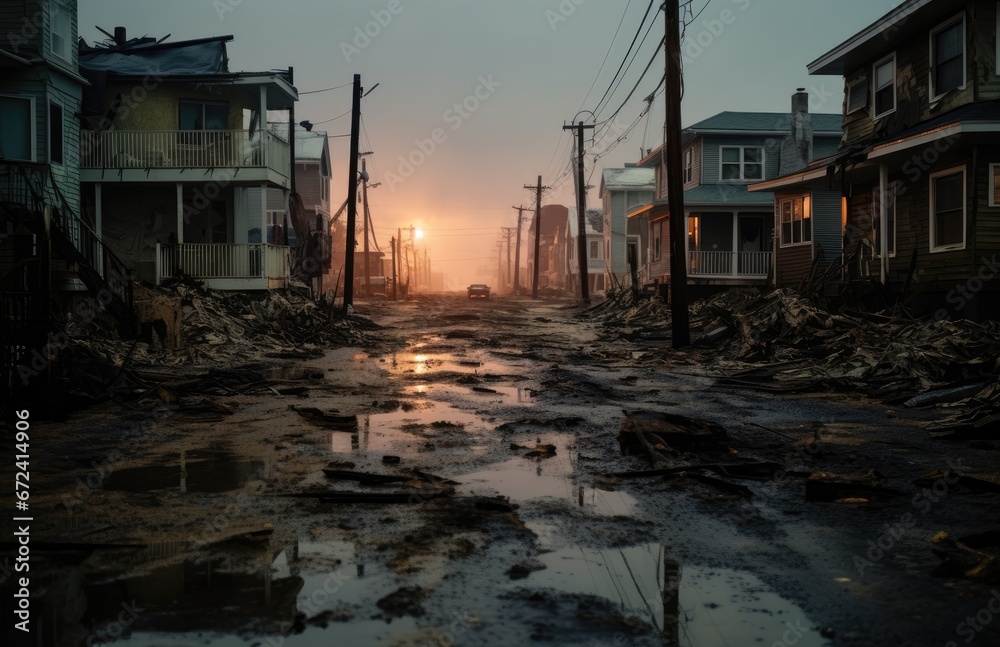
[{"left": 79, "top": 37, "right": 231, "bottom": 77}]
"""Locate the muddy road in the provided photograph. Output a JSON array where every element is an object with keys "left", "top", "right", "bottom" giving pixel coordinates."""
[{"left": 5, "top": 294, "right": 1000, "bottom": 646}]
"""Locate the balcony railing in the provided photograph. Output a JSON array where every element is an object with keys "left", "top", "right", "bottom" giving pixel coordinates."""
[
  {"left": 156, "top": 243, "right": 289, "bottom": 290},
  {"left": 688, "top": 250, "right": 771, "bottom": 278},
  {"left": 81, "top": 130, "right": 290, "bottom": 177}
]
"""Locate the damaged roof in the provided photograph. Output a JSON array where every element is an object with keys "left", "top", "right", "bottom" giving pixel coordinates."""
[
  {"left": 601, "top": 167, "right": 655, "bottom": 192},
  {"left": 79, "top": 35, "right": 233, "bottom": 76},
  {"left": 269, "top": 123, "right": 330, "bottom": 165},
  {"left": 567, "top": 208, "right": 604, "bottom": 237}
]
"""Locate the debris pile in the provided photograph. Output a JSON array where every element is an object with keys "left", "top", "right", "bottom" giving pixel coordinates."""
[
  {"left": 588, "top": 287, "right": 1000, "bottom": 410},
  {"left": 80, "top": 279, "right": 383, "bottom": 367}
]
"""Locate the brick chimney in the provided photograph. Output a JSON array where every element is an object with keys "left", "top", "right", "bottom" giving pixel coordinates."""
[{"left": 779, "top": 88, "right": 813, "bottom": 175}]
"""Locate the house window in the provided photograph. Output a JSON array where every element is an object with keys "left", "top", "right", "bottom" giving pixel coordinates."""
[
  {"left": 779, "top": 195, "right": 811, "bottom": 247},
  {"left": 847, "top": 78, "right": 869, "bottom": 114},
  {"left": 930, "top": 15, "right": 965, "bottom": 100},
  {"left": 684, "top": 149, "right": 693, "bottom": 183},
  {"left": 873, "top": 53, "right": 896, "bottom": 118},
  {"left": 721, "top": 146, "right": 763, "bottom": 181},
  {"left": 49, "top": 101, "right": 63, "bottom": 165},
  {"left": 653, "top": 223, "right": 662, "bottom": 260},
  {"left": 990, "top": 164, "right": 1000, "bottom": 206},
  {"left": 930, "top": 167, "right": 965, "bottom": 251},
  {"left": 873, "top": 187, "right": 896, "bottom": 257},
  {"left": 50, "top": 5, "right": 71, "bottom": 62},
  {"left": 179, "top": 101, "right": 229, "bottom": 131},
  {"left": 0, "top": 95, "right": 34, "bottom": 162},
  {"left": 320, "top": 179, "right": 329, "bottom": 202},
  {"left": 590, "top": 240, "right": 599, "bottom": 259}
]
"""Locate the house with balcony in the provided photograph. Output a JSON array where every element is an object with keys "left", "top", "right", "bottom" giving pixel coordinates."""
[
  {"left": 77, "top": 29, "right": 296, "bottom": 291},
  {"left": 1, "top": 1, "right": 138, "bottom": 399},
  {"left": 750, "top": 0, "right": 1000, "bottom": 320},
  {"left": 630, "top": 103, "right": 843, "bottom": 295},
  {"left": 600, "top": 165, "right": 654, "bottom": 289},
  {"left": 567, "top": 207, "right": 606, "bottom": 293}
]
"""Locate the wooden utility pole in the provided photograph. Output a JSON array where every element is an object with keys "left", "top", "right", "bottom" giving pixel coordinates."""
[
  {"left": 397, "top": 227, "right": 403, "bottom": 294},
  {"left": 500, "top": 226, "right": 515, "bottom": 291},
  {"left": 512, "top": 205, "right": 526, "bottom": 296},
  {"left": 665, "top": 1, "right": 690, "bottom": 346},
  {"left": 361, "top": 156, "right": 372, "bottom": 297},
  {"left": 343, "top": 74, "right": 361, "bottom": 313},
  {"left": 286, "top": 67, "right": 295, "bottom": 245},
  {"left": 524, "top": 177, "right": 547, "bottom": 299},
  {"left": 564, "top": 121, "right": 595, "bottom": 303},
  {"left": 390, "top": 236, "right": 397, "bottom": 300}
]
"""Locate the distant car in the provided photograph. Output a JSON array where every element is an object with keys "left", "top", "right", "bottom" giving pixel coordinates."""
[{"left": 467, "top": 284, "right": 491, "bottom": 299}]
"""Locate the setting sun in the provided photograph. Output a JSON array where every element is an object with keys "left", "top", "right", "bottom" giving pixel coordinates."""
[{"left": 414, "top": 228, "right": 424, "bottom": 240}]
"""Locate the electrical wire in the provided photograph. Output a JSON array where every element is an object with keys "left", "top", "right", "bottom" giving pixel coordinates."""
[
  {"left": 590, "top": 0, "right": 658, "bottom": 119},
  {"left": 298, "top": 81, "right": 353, "bottom": 95}
]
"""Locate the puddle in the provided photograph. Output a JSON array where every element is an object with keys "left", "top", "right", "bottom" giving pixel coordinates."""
[
  {"left": 459, "top": 441, "right": 638, "bottom": 516},
  {"left": 330, "top": 398, "right": 488, "bottom": 457},
  {"left": 387, "top": 352, "right": 522, "bottom": 377},
  {"left": 102, "top": 450, "right": 269, "bottom": 493},
  {"left": 519, "top": 545, "right": 831, "bottom": 646},
  {"left": 404, "top": 382, "right": 534, "bottom": 403}
]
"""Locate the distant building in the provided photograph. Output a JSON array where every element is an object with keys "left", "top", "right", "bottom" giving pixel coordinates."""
[{"left": 600, "top": 165, "right": 654, "bottom": 288}]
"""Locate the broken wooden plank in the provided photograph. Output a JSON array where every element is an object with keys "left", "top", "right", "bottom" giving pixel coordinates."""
[{"left": 619, "top": 410, "right": 728, "bottom": 455}]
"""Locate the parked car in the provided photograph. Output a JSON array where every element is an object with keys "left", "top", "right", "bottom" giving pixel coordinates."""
[{"left": 467, "top": 284, "right": 491, "bottom": 299}]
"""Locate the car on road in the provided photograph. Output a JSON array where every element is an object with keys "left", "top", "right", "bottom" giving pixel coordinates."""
[{"left": 467, "top": 284, "right": 491, "bottom": 299}]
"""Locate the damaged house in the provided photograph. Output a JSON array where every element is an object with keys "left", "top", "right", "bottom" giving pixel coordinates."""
[
  {"left": 77, "top": 28, "right": 297, "bottom": 291},
  {"left": 752, "top": 0, "right": 1000, "bottom": 319},
  {"left": 1, "top": 0, "right": 138, "bottom": 397},
  {"left": 566, "top": 207, "right": 606, "bottom": 293},
  {"left": 599, "top": 165, "right": 654, "bottom": 290},
  {"left": 630, "top": 106, "right": 842, "bottom": 296}
]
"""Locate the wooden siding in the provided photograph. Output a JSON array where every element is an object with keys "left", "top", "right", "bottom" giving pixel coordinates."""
[
  {"left": 684, "top": 139, "right": 702, "bottom": 190},
  {"left": 813, "top": 191, "right": 843, "bottom": 262},
  {"left": 295, "top": 162, "right": 329, "bottom": 215},
  {"left": 648, "top": 219, "right": 669, "bottom": 281},
  {"left": 0, "top": 0, "right": 43, "bottom": 58},
  {"left": 841, "top": 4, "right": 976, "bottom": 147},
  {"left": 775, "top": 243, "right": 812, "bottom": 288},
  {"left": 47, "top": 72, "right": 82, "bottom": 215}
]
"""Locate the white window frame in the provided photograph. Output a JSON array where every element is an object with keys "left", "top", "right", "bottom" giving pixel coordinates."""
[
  {"left": 872, "top": 52, "right": 896, "bottom": 120},
  {"left": 684, "top": 148, "right": 693, "bottom": 183},
  {"left": 48, "top": 98, "right": 64, "bottom": 166},
  {"left": 719, "top": 146, "right": 765, "bottom": 182},
  {"left": 847, "top": 77, "right": 869, "bottom": 114},
  {"left": 49, "top": 4, "right": 72, "bottom": 63},
  {"left": 989, "top": 163, "right": 1000, "bottom": 207},
  {"left": 589, "top": 239, "right": 600, "bottom": 260},
  {"left": 779, "top": 195, "right": 812, "bottom": 248},
  {"left": 0, "top": 94, "right": 37, "bottom": 162},
  {"left": 929, "top": 13, "right": 966, "bottom": 102},
  {"left": 929, "top": 166, "right": 966, "bottom": 253}
]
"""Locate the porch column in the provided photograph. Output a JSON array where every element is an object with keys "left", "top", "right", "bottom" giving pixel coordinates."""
[
  {"left": 260, "top": 86, "right": 268, "bottom": 168},
  {"left": 879, "top": 164, "right": 889, "bottom": 284},
  {"left": 176, "top": 183, "right": 184, "bottom": 244},
  {"left": 731, "top": 213, "right": 739, "bottom": 278},
  {"left": 261, "top": 183, "right": 268, "bottom": 244}
]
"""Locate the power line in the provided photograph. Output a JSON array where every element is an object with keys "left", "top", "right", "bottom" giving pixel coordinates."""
[
  {"left": 590, "top": 0, "right": 658, "bottom": 119},
  {"left": 299, "top": 81, "right": 352, "bottom": 95}
]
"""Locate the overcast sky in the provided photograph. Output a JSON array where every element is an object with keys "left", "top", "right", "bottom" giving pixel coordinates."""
[{"left": 79, "top": 0, "right": 900, "bottom": 281}]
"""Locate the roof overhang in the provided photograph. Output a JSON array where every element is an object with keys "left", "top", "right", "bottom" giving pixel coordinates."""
[
  {"left": 749, "top": 167, "right": 831, "bottom": 192},
  {"left": 807, "top": 0, "right": 948, "bottom": 76},
  {"left": 867, "top": 122, "right": 999, "bottom": 159}
]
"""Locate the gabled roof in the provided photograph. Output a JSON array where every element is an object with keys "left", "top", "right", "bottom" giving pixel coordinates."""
[
  {"left": 687, "top": 111, "right": 843, "bottom": 134},
  {"left": 808, "top": 0, "right": 957, "bottom": 76},
  {"left": 601, "top": 167, "right": 654, "bottom": 193}
]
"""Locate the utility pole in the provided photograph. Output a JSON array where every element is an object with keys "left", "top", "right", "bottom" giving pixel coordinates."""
[
  {"left": 360, "top": 155, "right": 373, "bottom": 297},
  {"left": 564, "top": 121, "right": 595, "bottom": 303},
  {"left": 286, "top": 67, "right": 295, "bottom": 246},
  {"left": 390, "top": 235, "right": 397, "bottom": 300},
  {"left": 500, "top": 227, "right": 515, "bottom": 291},
  {"left": 397, "top": 226, "right": 403, "bottom": 295},
  {"left": 665, "top": 0, "right": 690, "bottom": 346},
  {"left": 512, "top": 205, "right": 526, "bottom": 296},
  {"left": 524, "top": 177, "right": 547, "bottom": 299},
  {"left": 343, "top": 74, "right": 361, "bottom": 313}
]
